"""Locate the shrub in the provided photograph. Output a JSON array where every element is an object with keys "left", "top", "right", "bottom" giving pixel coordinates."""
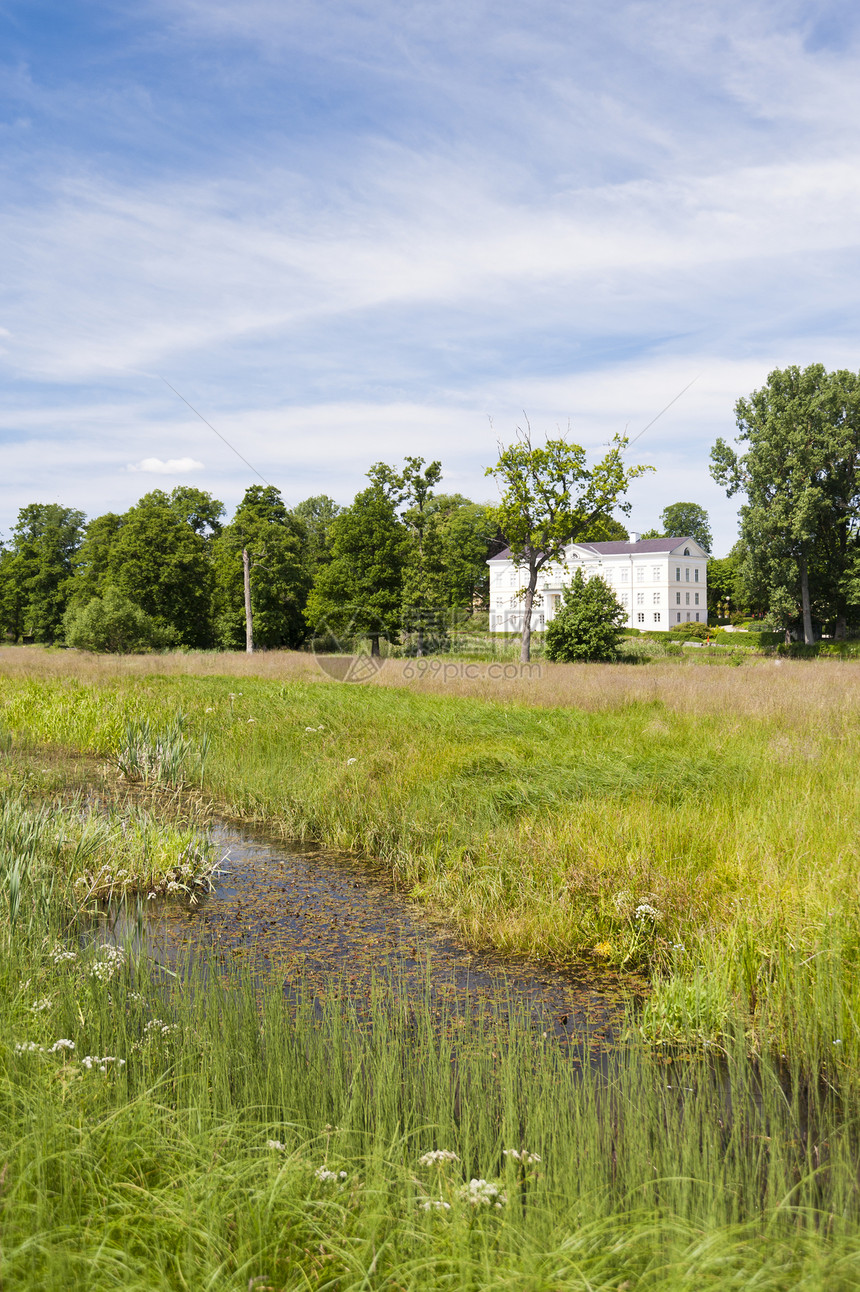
[
  {"left": 673, "top": 622, "right": 711, "bottom": 640},
  {"left": 63, "top": 589, "right": 176, "bottom": 654},
  {"left": 545, "top": 570, "right": 626, "bottom": 663}
]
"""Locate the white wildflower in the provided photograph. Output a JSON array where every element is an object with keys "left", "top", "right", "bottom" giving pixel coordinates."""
[
  {"left": 420, "top": 1199, "right": 451, "bottom": 1210},
  {"left": 502, "top": 1149, "right": 541, "bottom": 1165},
  {"left": 634, "top": 903, "right": 661, "bottom": 922},
  {"left": 459, "top": 1178, "right": 507, "bottom": 1208},
  {"left": 49, "top": 948, "right": 78, "bottom": 964},
  {"left": 266, "top": 1139, "right": 287, "bottom": 1151},
  {"left": 305, "top": 726, "right": 317, "bottom": 733},
  {"left": 80, "top": 1055, "right": 126, "bottom": 1073},
  {"left": 204, "top": 707, "right": 214, "bottom": 713},
  {"left": 147, "top": 892, "right": 157, "bottom": 900},
  {"left": 247, "top": 717, "right": 257, "bottom": 723},
  {"left": 346, "top": 758, "right": 357, "bottom": 766},
  {"left": 419, "top": 1149, "right": 460, "bottom": 1166},
  {"left": 14, "top": 1041, "right": 45, "bottom": 1054},
  {"left": 314, "top": 1166, "right": 347, "bottom": 1183},
  {"left": 165, "top": 881, "right": 180, "bottom": 894},
  {"left": 144, "top": 1019, "right": 177, "bottom": 1037},
  {"left": 30, "top": 998, "right": 53, "bottom": 1013},
  {"left": 50, "top": 1039, "right": 75, "bottom": 1053}
]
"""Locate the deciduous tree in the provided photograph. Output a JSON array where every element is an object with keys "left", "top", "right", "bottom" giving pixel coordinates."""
[
  {"left": 486, "top": 426, "right": 652, "bottom": 661},
  {"left": 711, "top": 365, "right": 860, "bottom": 642}
]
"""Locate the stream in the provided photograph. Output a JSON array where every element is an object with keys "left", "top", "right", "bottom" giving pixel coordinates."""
[{"left": 100, "top": 817, "right": 639, "bottom": 1055}]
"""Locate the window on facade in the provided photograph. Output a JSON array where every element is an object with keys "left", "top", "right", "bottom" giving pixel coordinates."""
[
  {"left": 508, "top": 571, "right": 516, "bottom": 587},
  {"left": 694, "top": 593, "right": 699, "bottom": 606},
  {"left": 675, "top": 568, "right": 681, "bottom": 581},
  {"left": 636, "top": 592, "right": 645, "bottom": 605},
  {"left": 677, "top": 612, "right": 682, "bottom": 622},
  {"left": 653, "top": 612, "right": 661, "bottom": 623},
  {"left": 684, "top": 547, "right": 690, "bottom": 555},
  {"left": 636, "top": 566, "right": 645, "bottom": 582},
  {"left": 620, "top": 592, "right": 628, "bottom": 605},
  {"left": 685, "top": 592, "right": 690, "bottom": 605},
  {"left": 637, "top": 612, "right": 645, "bottom": 623},
  {"left": 652, "top": 592, "right": 660, "bottom": 605},
  {"left": 694, "top": 568, "right": 699, "bottom": 582},
  {"left": 685, "top": 568, "right": 690, "bottom": 581},
  {"left": 675, "top": 592, "right": 681, "bottom": 605},
  {"left": 620, "top": 568, "right": 629, "bottom": 582},
  {"left": 652, "top": 566, "right": 661, "bottom": 580},
  {"left": 695, "top": 612, "right": 700, "bottom": 622}
]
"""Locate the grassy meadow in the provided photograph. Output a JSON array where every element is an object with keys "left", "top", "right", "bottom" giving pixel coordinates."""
[{"left": 2, "top": 645, "right": 860, "bottom": 1288}]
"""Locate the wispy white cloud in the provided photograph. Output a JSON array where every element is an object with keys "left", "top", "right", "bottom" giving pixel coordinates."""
[
  {"left": 127, "top": 457, "right": 204, "bottom": 474},
  {"left": 1, "top": 0, "right": 860, "bottom": 556}
]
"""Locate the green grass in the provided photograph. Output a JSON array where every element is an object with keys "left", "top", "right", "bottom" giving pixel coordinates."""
[
  {"left": 3, "top": 661, "right": 860, "bottom": 1286},
  {"left": 2, "top": 797, "right": 860, "bottom": 1290},
  {"left": 1, "top": 662, "right": 859, "bottom": 1065}
]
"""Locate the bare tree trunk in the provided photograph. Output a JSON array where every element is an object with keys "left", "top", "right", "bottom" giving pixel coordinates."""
[
  {"left": 520, "top": 584, "right": 534, "bottom": 663},
  {"left": 835, "top": 614, "right": 847, "bottom": 640},
  {"left": 370, "top": 633, "right": 380, "bottom": 658},
  {"left": 242, "top": 548, "right": 253, "bottom": 654},
  {"left": 799, "top": 550, "right": 815, "bottom": 645}
]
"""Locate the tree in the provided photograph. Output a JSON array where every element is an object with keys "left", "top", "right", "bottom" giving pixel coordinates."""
[
  {"left": 291, "top": 495, "right": 343, "bottom": 577},
  {"left": 211, "top": 485, "right": 310, "bottom": 650},
  {"left": 544, "top": 569, "right": 627, "bottom": 662},
  {"left": 63, "top": 588, "right": 176, "bottom": 653},
  {"left": 660, "top": 503, "right": 712, "bottom": 551},
  {"left": 305, "top": 482, "right": 407, "bottom": 656},
  {"left": 107, "top": 492, "right": 219, "bottom": 647},
  {"left": 69, "top": 512, "right": 124, "bottom": 606},
  {"left": 711, "top": 365, "right": 860, "bottom": 642},
  {"left": 1, "top": 503, "right": 85, "bottom": 643},
  {"left": 434, "top": 500, "right": 500, "bottom": 610},
  {"left": 486, "top": 426, "right": 653, "bottom": 661}
]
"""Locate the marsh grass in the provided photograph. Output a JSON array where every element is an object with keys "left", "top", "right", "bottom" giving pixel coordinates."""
[
  {"left": 4, "top": 880, "right": 860, "bottom": 1291},
  {"left": 1, "top": 650, "right": 859, "bottom": 1066}
]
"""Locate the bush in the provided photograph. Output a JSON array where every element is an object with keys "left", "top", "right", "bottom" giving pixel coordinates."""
[
  {"left": 545, "top": 570, "right": 626, "bottom": 663},
  {"left": 673, "top": 622, "right": 711, "bottom": 640},
  {"left": 63, "top": 589, "right": 176, "bottom": 654}
]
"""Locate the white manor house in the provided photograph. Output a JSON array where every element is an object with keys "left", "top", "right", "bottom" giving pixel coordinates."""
[{"left": 488, "top": 535, "right": 709, "bottom": 635}]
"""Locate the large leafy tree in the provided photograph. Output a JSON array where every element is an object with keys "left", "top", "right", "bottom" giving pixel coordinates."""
[
  {"left": 486, "top": 427, "right": 652, "bottom": 661},
  {"left": 106, "top": 491, "right": 220, "bottom": 647},
  {"left": 291, "top": 495, "right": 343, "bottom": 577},
  {"left": 0, "top": 503, "right": 85, "bottom": 643},
  {"left": 212, "top": 485, "right": 310, "bottom": 650},
  {"left": 711, "top": 365, "right": 860, "bottom": 641},
  {"left": 305, "top": 481, "right": 407, "bottom": 656},
  {"left": 69, "top": 512, "right": 124, "bottom": 606},
  {"left": 433, "top": 498, "right": 501, "bottom": 610},
  {"left": 643, "top": 502, "right": 712, "bottom": 551}
]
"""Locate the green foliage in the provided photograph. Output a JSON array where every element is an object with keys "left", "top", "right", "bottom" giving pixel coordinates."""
[
  {"left": 486, "top": 425, "right": 652, "bottom": 659},
  {"left": 291, "top": 494, "right": 343, "bottom": 576},
  {"left": 0, "top": 503, "right": 85, "bottom": 643},
  {"left": 212, "top": 485, "right": 310, "bottom": 649},
  {"left": 712, "top": 364, "right": 860, "bottom": 641},
  {"left": 106, "top": 491, "right": 220, "bottom": 647},
  {"left": 659, "top": 501, "right": 713, "bottom": 551},
  {"left": 62, "top": 589, "right": 176, "bottom": 653},
  {"left": 435, "top": 500, "right": 498, "bottom": 609},
  {"left": 69, "top": 512, "right": 123, "bottom": 606},
  {"left": 305, "top": 482, "right": 407, "bottom": 652},
  {"left": 544, "top": 568, "right": 627, "bottom": 661}
]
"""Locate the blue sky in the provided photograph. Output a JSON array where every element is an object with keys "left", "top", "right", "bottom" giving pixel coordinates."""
[{"left": 2, "top": 0, "right": 860, "bottom": 554}]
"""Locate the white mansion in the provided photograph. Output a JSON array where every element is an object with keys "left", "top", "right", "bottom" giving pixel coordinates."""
[{"left": 488, "top": 535, "right": 709, "bottom": 634}]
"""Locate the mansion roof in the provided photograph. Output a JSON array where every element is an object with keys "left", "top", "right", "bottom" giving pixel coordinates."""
[{"left": 489, "top": 537, "right": 700, "bottom": 562}]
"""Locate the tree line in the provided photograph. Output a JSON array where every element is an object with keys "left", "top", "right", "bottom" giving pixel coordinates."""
[
  {"left": 2, "top": 364, "right": 857, "bottom": 654},
  {"left": 0, "top": 468, "right": 500, "bottom": 653}
]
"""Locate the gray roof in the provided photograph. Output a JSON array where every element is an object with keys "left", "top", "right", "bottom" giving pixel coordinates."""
[{"left": 488, "top": 537, "right": 698, "bottom": 561}]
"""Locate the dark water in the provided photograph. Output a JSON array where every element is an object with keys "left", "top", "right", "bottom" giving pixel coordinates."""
[{"left": 102, "top": 818, "right": 640, "bottom": 1053}]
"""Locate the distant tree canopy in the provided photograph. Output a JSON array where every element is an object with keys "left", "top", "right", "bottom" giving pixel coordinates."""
[
  {"left": 641, "top": 502, "right": 712, "bottom": 552},
  {"left": 212, "top": 486, "right": 310, "bottom": 650},
  {"left": 1, "top": 503, "right": 85, "bottom": 643},
  {"left": 711, "top": 364, "right": 860, "bottom": 640}
]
